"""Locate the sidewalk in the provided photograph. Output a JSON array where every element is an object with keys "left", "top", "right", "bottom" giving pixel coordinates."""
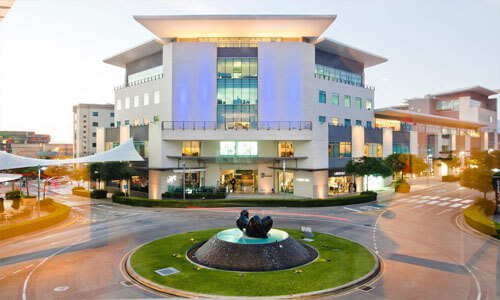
[{"left": 376, "top": 177, "right": 450, "bottom": 203}]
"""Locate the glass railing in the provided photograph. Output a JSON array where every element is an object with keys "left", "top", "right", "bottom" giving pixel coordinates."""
[
  {"left": 162, "top": 121, "right": 312, "bottom": 131},
  {"left": 114, "top": 73, "right": 163, "bottom": 90}
]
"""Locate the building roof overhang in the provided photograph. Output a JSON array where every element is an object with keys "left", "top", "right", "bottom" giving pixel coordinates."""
[
  {"left": 375, "top": 107, "right": 488, "bottom": 129},
  {"left": 0, "top": 0, "right": 16, "bottom": 23},
  {"left": 311, "top": 37, "right": 388, "bottom": 68},
  {"left": 103, "top": 39, "right": 165, "bottom": 68},
  {"left": 133, "top": 15, "right": 336, "bottom": 39},
  {"left": 431, "top": 85, "right": 498, "bottom": 97}
]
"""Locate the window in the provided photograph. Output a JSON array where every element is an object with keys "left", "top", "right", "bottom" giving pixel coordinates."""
[
  {"left": 182, "top": 141, "right": 200, "bottom": 157},
  {"left": 332, "top": 117, "right": 339, "bottom": 126},
  {"left": 110, "top": 112, "right": 114, "bottom": 117},
  {"left": 133, "top": 119, "right": 139, "bottom": 126},
  {"left": 364, "top": 143, "right": 382, "bottom": 157},
  {"left": 124, "top": 120, "right": 129, "bottom": 125},
  {"left": 92, "top": 112, "right": 98, "bottom": 117},
  {"left": 470, "top": 100, "right": 481, "bottom": 108},
  {"left": 92, "top": 132, "right": 96, "bottom": 137},
  {"left": 314, "top": 64, "right": 362, "bottom": 86},
  {"left": 92, "top": 122, "right": 98, "bottom": 127},
  {"left": 319, "top": 116, "right": 326, "bottom": 123},
  {"left": 116, "top": 121, "right": 121, "bottom": 127},
  {"left": 143, "top": 118, "right": 149, "bottom": 125},
  {"left": 355, "top": 120, "right": 362, "bottom": 126},
  {"left": 153, "top": 115, "right": 160, "bottom": 122},
  {"left": 116, "top": 99, "right": 121, "bottom": 110},
  {"left": 220, "top": 141, "right": 258, "bottom": 156},
  {"left": 92, "top": 143, "right": 96, "bottom": 148},
  {"left": 278, "top": 141, "right": 294, "bottom": 158},
  {"left": 83, "top": 120, "right": 86, "bottom": 123},
  {"left": 328, "top": 142, "right": 352, "bottom": 158},
  {"left": 436, "top": 100, "right": 459, "bottom": 111},
  {"left": 355, "top": 97, "right": 362, "bottom": 109},
  {"left": 366, "top": 121, "right": 372, "bottom": 128},
  {"left": 366, "top": 99, "right": 372, "bottom": 110},
  {"left": 144, "top": 93, "right": 149, "bottom": 106},
  {"left": 154, "top": 91, "right": 160, "bottom": 104},
  {"left": 134, "top": 96, "right": 139, "bottom": 107},
  {"left": 128, "top": 65, "right": 162, "bottom": 83},
  {"left": 319, "top": 91, "right": 326, "bottom": 103},
  {"left": 110, "top": 122, "right": 114, "bottom": 127},
  {"left": 125, "top": 97, "right": 130, "bottom": 109},
  {"left": 489, "top": 116, "right": 494, "bottom": 123},
  {"left": 344, "top": 95, "right": 351, "bottom": 107},
  {"left": 393, "top": 143, "right": 409, "bottom": 154},
  {"left": 332, "top": 93, "right": 339, "bottom": 106},
  {"left": 345, "top": 119, "right": 351, "bottom": 127}
]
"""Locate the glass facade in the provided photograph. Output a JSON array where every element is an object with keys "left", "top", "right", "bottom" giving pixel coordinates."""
[
  {"left": 217, "top": 57, "right": 258, "bottom": 128},
  {"left": 329, "top": 142, "right": 352, "bottom": 158},
  {"left": 182, "top": 141, "right": 200, "bottom": 157},
  {"left": 436, "top": 100, "right": 459, "bottom": 111},
  {"left": 220, "top": 141, "right": 258, "bottom": 156},
  {"left": 314, "top": 64, "right": 363, "bottom": 86},
  {"left": 393, "top": 143, "right": 410, "bottom": 154},
  {"left": 364, "top": 143, "right": 382, "bottom": 157},
  {"left": 278, "top": 141, "right": 294, "bottom": 158}
]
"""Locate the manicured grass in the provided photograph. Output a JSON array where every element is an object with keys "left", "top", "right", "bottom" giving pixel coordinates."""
[
  {"left": 130, "top": 228, "right": 376, "bottom": 297},
  {"left": 114, "top": 192, "right": 376, "bottom": 208}
]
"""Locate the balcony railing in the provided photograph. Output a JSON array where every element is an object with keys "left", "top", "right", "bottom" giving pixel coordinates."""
[
  {"left": 162, "top": 121, "right": 312, "bottom": 131},
  {"left": 114, "top": 73, "right": 164, "bottom": 90},
  {"left": 313, "top": 73, "right": 375, "bottom": 90}
]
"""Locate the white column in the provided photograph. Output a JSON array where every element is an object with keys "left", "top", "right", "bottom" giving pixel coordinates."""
[
  {"left": 351, "top": 125, "right": 365, "bottom": 158},
  {"left": 382, "top": 128, "right": 393, "bottom": 158},
  {"left": 465, "top": 135, "right": 471, "bottom": 152},
  {"left": 495, "top": 131, "right": 499, "bottom": 150},
  {"left": 481, "top": 131, "right": 489, "bottom": 151},
  {"left": 312, "top": 170, "right": 328, "bottom": 199},
  {"left": 96, "top": 128, "right": 106, "bottom": 154},
  {"left": 149, "top": 170, "right": 164, "bottom": 200},
  {"left": 119, "top": 125, "right": 130, "bottom": 144},
  {"left": 409, "top": 131, "right": 418, "bottom": 156},
  {"left": 451, "top": 134, "right": 457, "bottom": 152},
  {"left": 436, "top": 134, "right": 443, "bottom": 155}
]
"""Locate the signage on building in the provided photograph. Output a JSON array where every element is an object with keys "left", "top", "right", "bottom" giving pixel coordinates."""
[
  {"left": 334, "top": 171, "right": 346, "bottom": 176},
  {"left": 166, "top": 175, "right": 177, "bottom": 184},
  {"left": 296, "top": 178, "right": 310, "bottom": 182}
]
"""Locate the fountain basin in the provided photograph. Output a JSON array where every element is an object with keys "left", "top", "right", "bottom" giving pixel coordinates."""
[{"left": 189, "top": 228, "right": 318, "bottom": 272}]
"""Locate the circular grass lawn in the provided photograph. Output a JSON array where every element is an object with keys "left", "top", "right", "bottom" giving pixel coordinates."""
[{"left": 129, "top": 228, "right": 377, "bottom": 297}]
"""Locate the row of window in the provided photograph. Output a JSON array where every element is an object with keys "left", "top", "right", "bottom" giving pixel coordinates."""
[
  {"left": 181, "top": 141, "right": 295, "bottom": 158},
  {"left": 320, "top": 116, "right": 372, "bottom": 128},
  {"left": 116, "top": 91, "right": 160, "bottom": 110},
  {"left": 318, "top": 91, "right": 372, "bottom": 110},
  {"left": 91, "top": 111, "right": 114, "bottom": 117},
  {"left": 314, "top": 64, "right": 363, "bottom": 86}
]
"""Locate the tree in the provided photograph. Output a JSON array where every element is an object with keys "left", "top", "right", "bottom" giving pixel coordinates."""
[
  {"left": 442, "top": 155, "right": 461, "bottom": 175},
  {"left": 460, "top": 167, "right": 493, "bottom": 199},
  {"left": 44, "top": 165, "right": 70, "bottom": 178},
  {"left": 410, "top": 156, "right": 429, "bottom": 176},
  {"left": 385, "top": 153, "right": 429, "bottom": 178},
  {"left": 346, "top": 157, "right": 392, "bottom": 191},
  {"left": 69, "top": 166, "right": 89, "bottom": 186}
]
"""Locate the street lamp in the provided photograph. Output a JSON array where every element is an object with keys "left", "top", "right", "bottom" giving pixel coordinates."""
[
  {"left": 182, "top": 162, "right": 186, "bottom": 200},
  {"left": 282, "top": 160, "right": 286, "bottom": 199}
]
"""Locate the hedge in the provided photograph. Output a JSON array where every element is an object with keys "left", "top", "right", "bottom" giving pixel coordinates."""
[
  {"left": 72, "top": 189, "right": 91, "bottom": 198},
  {"left": 0, "top": 199, "right": 71, "bottom": 240},
  {"left": 5, "top": 190, "right": 23, "bottom": 199},
  {"left": 112, "top": 192, "right": 377, "bottom": 208},
  {"left": 91, "top": 190, "right": 108, "bottom": 199},
  {"left": 442, "top": 175, "right": 460, "bottom": 182},
  {"left": 162, "top": 191, "right": 227, "bottom": 200},
  {"left": 463, "top": 200, "right": 500, "bottom": 238}
]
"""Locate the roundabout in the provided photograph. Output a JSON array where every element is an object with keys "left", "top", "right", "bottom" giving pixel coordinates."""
[{"left": 125, "top": 226, "right": 380, "bottom": 297}]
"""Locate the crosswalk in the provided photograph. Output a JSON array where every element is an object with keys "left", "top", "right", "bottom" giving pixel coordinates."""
[{"left": 395, "top": 196, "right": 472, "bottom": 211}]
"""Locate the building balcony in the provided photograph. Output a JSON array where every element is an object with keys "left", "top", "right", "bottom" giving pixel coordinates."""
[
  {"left": 161, "top": 121, "right": 314, "bottom": 141},
  {"left": 114, "top": 73, "right": 163, "bottom": 90}
]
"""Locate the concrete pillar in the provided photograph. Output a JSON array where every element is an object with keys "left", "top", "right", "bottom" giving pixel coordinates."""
[
  {"left": 382, "top": 128, "right": 393, "bottom": 158},
  {"left": 149, "top": 170, "right": 164, "bottom": 200},
  {"left": 312, "top": 170, "right": 328, "bottom": 199},
  {"left": 119, "top": 125, "right": 130, "bottom": 144},
  {"left": 451, "top": 134, "right": 456, "bottom": 152},
  {"left": 409, "top": 131, "right": 418, "bottom": 156},
  {"left": 351, "top": 125, "right": 365, "bottom": 158},
  {"left": 436, "top": 134, "right": 443, "bottom": 156},
  {"left": 495, "top": 132, "right": 498, "bottom": 150},
  {"left": 96, "top": 128, "right": 106, "bottom": 154},
  {"left": 465, "top": 135, "right": 471, "bottom": 152},
  {"left": 481, "top": 131, "right": 489, "bottom": 151}
]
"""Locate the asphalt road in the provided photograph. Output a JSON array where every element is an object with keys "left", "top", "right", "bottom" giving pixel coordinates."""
[{"left": 0, "top": 182, "right": 499, "bottom": 299}]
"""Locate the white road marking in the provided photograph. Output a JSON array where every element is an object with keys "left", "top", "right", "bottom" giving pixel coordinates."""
[
  {"left": 54, "top": 286, "right": 69, "bottom": 292},
  {"left": 427, "top": 201, "right": 439, "bottom": 205},
  {"left": 411, "top": 195, "right": 420, "bottom": 198},
  {"left": 344, "top": 207, "right": 361, "bottom": 212},
  {"left": 395, "top": 198, "right": 409, "bottom": 202},
  {"left": 407, "top": 199, "right": 418, "bottom": 203},
  {"left": 441, "top": 197, "right": 451, "bottom": 200},
  {"left": 407, "top": 205, "right": 423, "bottom": 210},
  {"left": 0, "top": 276, "right": 5, "bottom": 280},
  {"left": 461, "top": 200, "right": 473, "bottom": 204},
  {"left": 13, "top": 269, "right": 21, "bottom": 275},
  {"left": 437, "top": 208, "right": 452, "bottom": 215},
  {"left": 430, "top": 196, "right": 440, "bottom": 200},
  {"left": 24, "top": 264, "right": 33, "bottom": 269},
  {"left": 462, "top": 205, "right": 471, "bottom": 209},
  {"left": 450, "top": 203, "right": 463, "bottom": 208},
  {"left": 421, "top": 195, "right": 432, "bottom": 199},
  {"left": 417, "top": 200, "right": 429, "bottom": 204},
  {"left": 451, "top": 198, "right": 462, "bottom": 202},
  {"left": 438, "top": 202, "right": 450, "bottom": 206}
]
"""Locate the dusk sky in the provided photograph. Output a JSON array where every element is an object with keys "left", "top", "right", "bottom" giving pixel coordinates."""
[{"left": 0, "top": 0, "right": 499, "bottom": 143}]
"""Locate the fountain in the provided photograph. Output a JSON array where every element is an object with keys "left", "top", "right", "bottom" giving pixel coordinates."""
[{"left": 188, "top": 210, "right": 318, "bottom": 271}]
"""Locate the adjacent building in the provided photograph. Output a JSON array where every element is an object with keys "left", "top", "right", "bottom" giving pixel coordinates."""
[
  {"left": 73, "top": 103, "right": 115, "bottom": 157},
  {"left": 97, "top": 15, "right": 388, "bottom": 198},
  {"left": 11, "top": 143, "right": 73, "bottom": 159},
  {"left": 0, "top": 131, "right": 50, "bottom": 153}
]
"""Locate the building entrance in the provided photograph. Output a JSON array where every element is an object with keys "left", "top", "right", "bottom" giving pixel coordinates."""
[
  {"left": 277, "top": 171, "right": 294, "bottom": 193},
  {"left": 328, "top": 176, "right": 352, "bottom": 194},
  {"left": 220, "top": 170, "right": 257, "bottom": 193}
]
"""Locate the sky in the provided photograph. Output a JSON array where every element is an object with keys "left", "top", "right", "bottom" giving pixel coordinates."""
[{"left": 0, "top": 0, "right": 499, "bottom": 143}]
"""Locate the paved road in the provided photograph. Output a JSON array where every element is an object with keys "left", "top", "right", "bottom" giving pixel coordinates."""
[{"left": 0, "top": 182, "right": 499, "bottom": 299}]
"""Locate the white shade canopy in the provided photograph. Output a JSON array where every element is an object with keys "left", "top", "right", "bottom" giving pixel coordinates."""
[
  {"left": 0, "top": 138, "right": 144, "bottom": 171},
  {"left": 0, "top": 173, "right": 22, "bottom": 183}
]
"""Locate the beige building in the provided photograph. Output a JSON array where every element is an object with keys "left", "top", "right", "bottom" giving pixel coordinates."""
[
  {"left": 11, "top": 143, "right": 73, "bottom": 159},
  {"left": 73, "top": 103, "right": 114, "bottom": 157}
]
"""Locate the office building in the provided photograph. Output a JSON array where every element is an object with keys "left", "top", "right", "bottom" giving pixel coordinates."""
[{"left": 73, "top": 103, "right": 115, "bottom": 157}]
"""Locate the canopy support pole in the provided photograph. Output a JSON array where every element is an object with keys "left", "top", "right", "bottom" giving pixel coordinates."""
[{"left": 37, "top": 165, "right": 41, "bottom": 218}]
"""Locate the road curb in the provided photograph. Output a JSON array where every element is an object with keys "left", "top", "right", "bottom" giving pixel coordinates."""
[{"left": 124, "top": 233, "right": 382, "bottom": 299}]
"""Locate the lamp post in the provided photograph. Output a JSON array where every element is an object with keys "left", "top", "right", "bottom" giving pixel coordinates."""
[
  {"left": 283, "top": 160, "right": 286, "bottom": 199},
  {"left": 37, "top": 165, "right": 41, "bottom": 218},
  {"left": 182, "top": 162, "right": 186, "bottom": 200}
]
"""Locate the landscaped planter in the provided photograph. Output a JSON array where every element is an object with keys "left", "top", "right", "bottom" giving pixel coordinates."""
[{"left": 395, "top": 183, "right": 410, "bottom": 193}]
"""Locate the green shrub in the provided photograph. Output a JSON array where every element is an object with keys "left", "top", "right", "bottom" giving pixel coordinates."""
[
  {"left": 72, "top": 186, "right": 85, "bottom": 192},
  {"left": 442, "top": 175, "right": 460, "bottom": 182},
  {"left": 40, "top": 197, "right": 54, "bottom": 206},
  {"left": 0, "top": 202, "right": 70, "bottom": 240},
  {"left": 5, "top": 190, "right": 23, "bottom": 199},
  {"left": 112, "top": 191, "right": 126, "bottom": 200},
  {"left": 360, "top": 191, "right": 378, "bottom": 200},
  {"left": 113, "top": 193, "right": 377, "bottom": 208},
  {"left": 162, "top": 191, "right": 226, "bottom": 199},
  {"left": 463, "top": 200, "right": 500, "bottom": 238},
  {"left": 72, "top": 189, "right": 91, "bottom": 198},
  {"left": 91, "top": 190, "right": 108, "bottom": 199}
]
